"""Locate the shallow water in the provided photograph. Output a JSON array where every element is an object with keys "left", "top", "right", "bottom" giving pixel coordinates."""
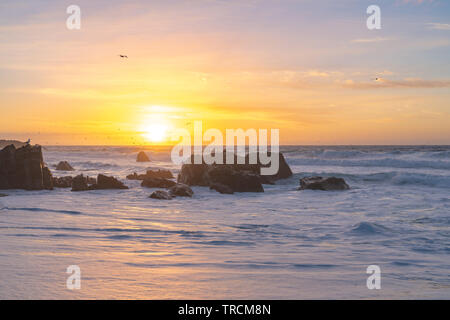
[{"left": 0, "top": 145, "right": 449, "bottom": 299}]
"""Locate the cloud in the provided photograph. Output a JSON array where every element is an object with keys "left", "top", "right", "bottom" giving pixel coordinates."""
[
  {"left": 305, "top": 70, "right": 330, "bottom": 78},
  {"left": 399, "top": 0, "right": 434, "bottom": 4},
  {"left": 341, "top": 78, "right": 450, "bottom": 89},
  {"left": 351, "top": 37, "right": 392, "bottom": 43},
  {"left": 426, "top": 23, "right": 450, "bottom": 30}
]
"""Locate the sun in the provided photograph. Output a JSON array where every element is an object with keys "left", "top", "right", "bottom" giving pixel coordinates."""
[{"left": 141, "top": 123, "right": 169, "bottom": 143}]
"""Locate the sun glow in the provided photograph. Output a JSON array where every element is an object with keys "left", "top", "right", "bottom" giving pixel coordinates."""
[
  {"left": 137, "top": 105, "right": 178, "bottom": 144},
  {"left": 141, "top": 123, "right": 170, "bottom": 143}
]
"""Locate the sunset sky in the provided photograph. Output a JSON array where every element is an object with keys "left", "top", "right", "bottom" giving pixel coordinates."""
[{"left": 1, "top": 0, "right": 449, "bottom": 145}]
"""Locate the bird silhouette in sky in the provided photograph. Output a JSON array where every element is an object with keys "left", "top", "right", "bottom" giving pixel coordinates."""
[{"left": 118, "top": 54, "right": 128, "bottom": 58}]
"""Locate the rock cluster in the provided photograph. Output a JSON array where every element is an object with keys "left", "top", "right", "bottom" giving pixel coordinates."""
[
  {"left": 127, "top": 169, "right": 174, "bottom": 180},
  {"left": 0, "top": 144, "right": 53, "bottom": 190},
  {"left": 177, "top": 152, "right": 292, "bottom": 193},
  {"left": 71, "top": 174, "right": 128, "bottom": 191},
  {"left": 53, "top": 176, "right": 96, "bottom": 188}
]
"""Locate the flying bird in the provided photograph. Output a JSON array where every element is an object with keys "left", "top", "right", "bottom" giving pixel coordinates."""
[{"left": 118, "top": 54, "right": 128, "bottom": 58}]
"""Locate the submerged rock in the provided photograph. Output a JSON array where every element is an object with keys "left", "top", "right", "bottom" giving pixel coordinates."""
[
  {"left": 141, "top": 177, "right": 176, "bottom": 188},
  {"left": 127, "top": 169, "right": 173, "bottom": 180},
  {"left": 0, "top": 144, "right": 53, "bottom": 190},
  {"left": 55, "top": 161, "right": 74, "bottom": 171},
  {"left": 136, "top": 151, "right": 150, "bottom": 162},
  {"left": 0, "top": 193, "right": 8, "bottom": 197},
  {"left": 149, "top": 190, "right": 173, "bottom": 200},
  {"left": 298, "top": 176, "right": 350, "bottom": 191},
  {"left": 169, "top": 183, "right": 193, "bottom": 197}
]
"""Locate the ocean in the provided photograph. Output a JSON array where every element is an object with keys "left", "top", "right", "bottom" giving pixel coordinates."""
[{"left": 0, "top": 145, "right": 449, "bottom": 299}]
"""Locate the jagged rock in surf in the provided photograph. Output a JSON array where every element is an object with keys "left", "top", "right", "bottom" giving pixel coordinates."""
[
  {"left": 298, "top": 176, "right": 350, "bottom": 191},
  {"left": 149, "top": 190, "right": 173, "bottom": 200},
  {"left": 136, "top": 151, "right": 150, "bottom": 162},
  {"left": 71, "top": 174, "right": 89, "bottom": 191},
  {"left": 91, "top": 174, "right": 128, "bottom": 190},
  {"left": 55, "top": 161, "right": 74, "bottom": 171},
  {"left": 169, "top": 183, "right": 193, "bottom": 197}
]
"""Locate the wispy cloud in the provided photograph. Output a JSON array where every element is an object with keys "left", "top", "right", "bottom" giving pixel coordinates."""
[
  {"left": 351, "top": 37, "right": 392, "bottom": 43},
  {"left": 426, "top": 23, "right": 450, "bottom": 30},
  {"left": 342, "top": 78, "right": 450, "bottom": 89}
]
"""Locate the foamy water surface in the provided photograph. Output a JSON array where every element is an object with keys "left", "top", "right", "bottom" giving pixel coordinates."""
[{"left": 0, "top": 146, "right": 449, "bottom": 299}]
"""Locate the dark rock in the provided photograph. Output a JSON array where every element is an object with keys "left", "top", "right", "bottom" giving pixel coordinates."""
[
  {"left": 91, "top": 174, "right": 128, "bottom": 190},
  {"left": 177, "top": 162, "right": 209, "bottom": 186},
  {"left": 126, "top": 172, "right": 142, "bottom": 180},
  {"left": 136, "top": 151, "right": 150, "bottom": 162},
  {"left": 0, "top": 193, "right": 8, "bottom": 197},
  {"left": 0, "top": 145, "right": 16, "bottom": 189},
  {"left": 87, "top": 176, "right": 97, "bottom": 185},
  {"left": 149, "top": 190, "right": 173, "bottom": 200},
  {"left": 298, "top": 176, "right": 350, "bottom": 191},
  {"left": 0, "top": 144, "right": 53, "bottom": 190},
  {"left": 169, "top": 183, "right": 193, "bottom": 197},
  {"left": 207, "top": 166, "right": 264, "bottom": 193},
  {"left": 141, "top": 177, "right": 176, "bottom": 188},
  {"left": 146, "top": 169, "right": 173, "bottom": 179},
  {"left": 15, "top": 144, "right": 44, "bottom": 190},
  {"left": 42, "top": 167, "right": 53, "bottom": 190},
  {"left": 209, "top": 182, "right": 234, "bottom": 194},
  {"left": 261, "top": 152, "right": 293, "bottom": 180},
  {"left": 177, "top": 152, "right": 291, "bottom": 193},
  {"left": 55, "top": 161, "right": 74, "bottom": 171},
  {"left": 71, "top": 174, "right": 89, "bottom": 191},
  {"left": 53, "top": 176, "right": 73, "bottom": 188},
  {"left": 127, "top": 169, "right": 173, "bottom": 180},
  {"left": 54, "top": 176, "right": 95, "bottom": 188}
]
